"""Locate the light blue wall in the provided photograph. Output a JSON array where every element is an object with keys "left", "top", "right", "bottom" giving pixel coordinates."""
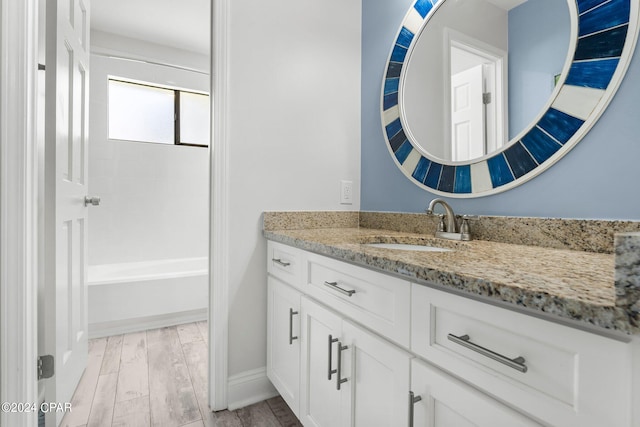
[
  {"left": 508, "top": 0, "right": 570, "bottom": 139},
  {"left": 361, "top": 0, "right": 640, "bottom": 220}
]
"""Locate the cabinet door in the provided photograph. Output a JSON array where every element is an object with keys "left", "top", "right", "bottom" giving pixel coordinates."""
[
  {"left": 340, "top": 320, "right": 411, "bottom": 427},
  {"left": 300, "top": 297, "right": 344, "bottom": 427},
  {"left": 411, "top": 359, "right": 540, "bottom": 427},
  {"left": 267, "top": 277, "right": 302, "bottom": 416}
]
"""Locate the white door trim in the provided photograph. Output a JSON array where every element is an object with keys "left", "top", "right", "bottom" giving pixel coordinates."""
[
  {"left": 209, "top": 0, "right": 230, "bottom": 411},
  {"left": 0, "top": 0, "right": 40, "bottom": 426}
]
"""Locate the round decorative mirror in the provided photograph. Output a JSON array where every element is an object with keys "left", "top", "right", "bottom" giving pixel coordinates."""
[{"left": 381, "top": 0, "right": 639, "bottom": 197}]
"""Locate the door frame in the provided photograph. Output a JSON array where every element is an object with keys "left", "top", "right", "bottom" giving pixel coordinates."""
[
  {"left": 1, "top": 0, "right": 233, "bottom": 419},
  {"left": 210, "top": 0, "right": 230, "bottom": 411},
  {"left": 0, "top": 0, "right": 40, "bottom": 426}
]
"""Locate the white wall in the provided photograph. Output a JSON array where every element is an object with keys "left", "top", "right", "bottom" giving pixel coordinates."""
[
  {"left": 224, "top": 0, "right": 362, "bottom": 378},
  {"left": 88, "top": 36, "right": 209, "bottom": 266}
]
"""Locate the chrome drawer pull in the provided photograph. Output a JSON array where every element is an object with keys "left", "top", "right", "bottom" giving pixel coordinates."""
[
  {"left": 336, "top": 341, "right": 349, "bottom": 390},
  {"left": 408, "top": 391, "right": 422, "bottom": 427},
  {"left": 288, "top": 308, "right": 298, "bottom": 345},
  {"left": 447, "top": 334, "right": 528, "bottom": 373},
  {"left": 323, "top": 281, "right": 356, "bottom": 297},
  {"left": 272, "top": 258, "right": 291, "bottom": 267},
  {"left": 327, "top": 334, "right": 338, "bottom": 380}
]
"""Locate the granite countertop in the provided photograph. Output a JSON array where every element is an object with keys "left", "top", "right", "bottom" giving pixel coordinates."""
[{"left": 264, "top": 225, "right": 640, "bottom": 335}]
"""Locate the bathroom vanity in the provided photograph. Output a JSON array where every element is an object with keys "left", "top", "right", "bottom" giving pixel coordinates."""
[
  {"left": 262, "top": 0, "right": 640, "bottom": 421},
  {"left": 264, "top": 212, "right": 640, "bottom": 427}
]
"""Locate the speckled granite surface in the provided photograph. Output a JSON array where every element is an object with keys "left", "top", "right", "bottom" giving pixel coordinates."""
[
  {"left": 615, "top": 233, "right": 640, "bottom": 325},
  {"left": 263, "top": 211, "right": 359, "bottom": 230},
  {"left": 263, "top": 211, "right": 640, "bottom": 335},
  {"left": 359, "top": 212, "right": 640, "bottom": 254}
]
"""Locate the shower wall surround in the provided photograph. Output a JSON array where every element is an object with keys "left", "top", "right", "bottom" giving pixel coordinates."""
[
  {"left": 88, "top": 41, "right": 209, "bottom": 266},
  {"left": 86, "top": 35, "right": 210, "bottom": 335}
]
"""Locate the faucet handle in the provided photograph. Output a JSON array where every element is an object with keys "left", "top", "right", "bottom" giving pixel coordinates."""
[
  {"left": 458, "top": 215, "right": 479, "bottom": 240},
  {"left": 436, "top": 214, "right": 446, "bottom": 232},
  {"left": 455, "top": 214, "right": 479, "bottom": 227},
  {"left": 460, "top": 218, "right": 471, "bottom": 235}
]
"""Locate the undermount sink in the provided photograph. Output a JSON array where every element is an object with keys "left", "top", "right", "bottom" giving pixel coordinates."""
[{"left": 364, "top": 243, "right": 453, "bottom": 252}]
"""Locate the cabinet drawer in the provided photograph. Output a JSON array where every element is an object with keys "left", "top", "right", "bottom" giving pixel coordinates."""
[
  {"left": 267, "top": 241, "right": 302, "bottom": 288},
  {"left": 411, "top": 285, "right": 632, "bottom": 427},
  {"left": 304, "top": 252, "right": 410, "bottom": 347}
]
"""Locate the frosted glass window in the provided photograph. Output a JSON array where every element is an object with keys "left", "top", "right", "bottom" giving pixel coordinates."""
[
  {"left": 180, "top": 92, "right": 210, "bottom": 147},
  {"left": 108, "top": 79, "right": 175, "bottom": 144}
]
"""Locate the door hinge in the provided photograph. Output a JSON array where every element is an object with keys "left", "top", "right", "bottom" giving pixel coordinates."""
[
  {"left": 38, "top": 355, "right": 54, "bottom": 380},
  {"left": 482, "top": 92, "right": 492, "bottom": 104}
]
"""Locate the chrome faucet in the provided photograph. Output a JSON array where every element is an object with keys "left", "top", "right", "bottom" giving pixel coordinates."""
[
  {"left": 426, "top": 198, "right": 457, "bottom": 233},
  {"left": 425, "top": 198, "right": 477, "bottom": 241}
]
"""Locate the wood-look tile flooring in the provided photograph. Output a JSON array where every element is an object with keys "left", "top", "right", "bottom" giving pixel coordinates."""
[{"left": 61, "top": 322, "right": 302, "bottom": 427}]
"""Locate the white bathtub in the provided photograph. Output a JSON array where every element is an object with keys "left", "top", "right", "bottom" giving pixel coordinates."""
[{"left": 88, "top": 257, "right": 208, "bottom": 338}]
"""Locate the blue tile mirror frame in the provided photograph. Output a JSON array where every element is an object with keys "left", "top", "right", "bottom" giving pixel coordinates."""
[{"left": 381, "top": 0, "right": 640, "bottom": 198}]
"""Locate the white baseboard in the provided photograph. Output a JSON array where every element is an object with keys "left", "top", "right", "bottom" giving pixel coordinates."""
[
  {"left": 227, "top": 367, "right": 279, "bottom": 411},
  {"left": 88, "top": 308, "right": 208, "bottom": 338}
]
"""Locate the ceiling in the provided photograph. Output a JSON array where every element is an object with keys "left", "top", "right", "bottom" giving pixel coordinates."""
[
  {"left": 90, "top": 0, "right": 524, "bottom": 56},
  {"left": 91, "top": 0, "right": 211, "bottom": 55},
  {"left": 485, "top": 0, "right": 528, "bottom": 11}
]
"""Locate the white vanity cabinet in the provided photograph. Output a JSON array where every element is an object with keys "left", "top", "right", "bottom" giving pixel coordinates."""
[
  {"left": 298, "top": 296, "right": 343, "bottom": 427},
  {"left": 339, "top": 319, "right": 412, "bottom": 427},
  {"left": 265, "top": 240, "right": 636, "bottom": 427},
  {"left": 299, "top": 296, "right": 412, "bottom": 427},
  {"left": 266, "top": 276, "right": 302, "bottom": 417}
]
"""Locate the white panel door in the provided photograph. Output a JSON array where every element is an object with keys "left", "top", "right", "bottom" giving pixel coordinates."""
[
  {"left": 44, "top": 0, "right": 90, "bottom": 425},
  {"left": 451, "top": 64, "right": 485, "bottom": 161},
  {"left": 340, "top": 320, "right": 411, "bottom": 427},
  {"left": 266, "top": 277, "right": 301, "bottom": 417},
  {"left": 411, "top": 359, "right": 540, "bottom": 427},
  {"left": 300, "top": 297, "right": 343, "bottom": 427}
]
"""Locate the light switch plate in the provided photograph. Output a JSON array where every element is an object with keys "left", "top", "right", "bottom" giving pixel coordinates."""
[{"left": 340, "top": 180, "right": 353, "bottom": 205}]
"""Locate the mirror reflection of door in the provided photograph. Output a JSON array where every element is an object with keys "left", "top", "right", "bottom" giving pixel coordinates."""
[
  {"left": 449, "top": 39, "right": 506, "bottom": 161},
  {"left": 451, "top": 64, "right": 485, "bottom": 161}
]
